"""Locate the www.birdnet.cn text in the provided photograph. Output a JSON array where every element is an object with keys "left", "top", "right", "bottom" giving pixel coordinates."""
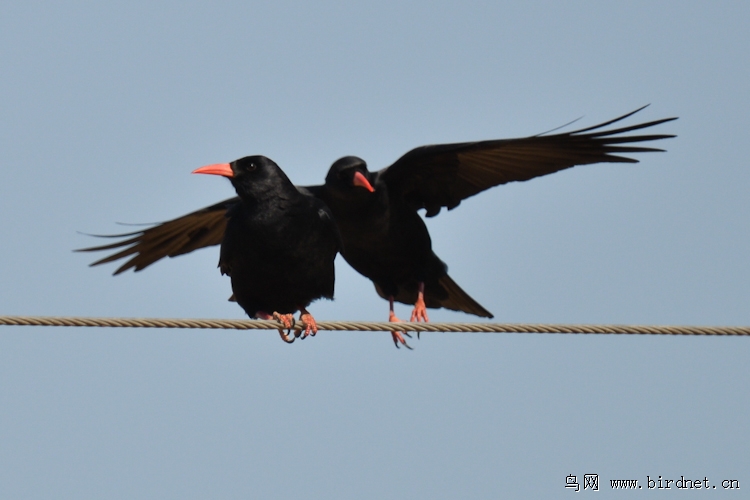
[{"left": 565, "top": 474, "right": 740, "bottom": 492}]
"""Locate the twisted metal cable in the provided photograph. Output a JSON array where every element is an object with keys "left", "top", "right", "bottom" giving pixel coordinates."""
[{"left": 0, "top": 315, "right": 748, "bottom": 336}]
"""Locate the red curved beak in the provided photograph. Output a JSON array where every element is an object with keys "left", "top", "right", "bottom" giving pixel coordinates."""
[
  {"left": 192, "top": 163, "right": 234, "bottom": 178},
  {"left": 352, "top": 171, "right": 375, "bottom": 192}
]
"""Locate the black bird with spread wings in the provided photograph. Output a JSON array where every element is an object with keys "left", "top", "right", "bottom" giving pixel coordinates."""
[{"left": 80, "top": 107, "right": 676, "bottom": 347}]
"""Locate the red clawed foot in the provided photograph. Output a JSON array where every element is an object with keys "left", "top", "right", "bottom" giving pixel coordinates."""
[
  {"left": 410, "top": 295, "right": 429, "bottom": 323},
  {"left": 298, "top": 309, "right": 318, "bottom": 339},
  {"left": 389, "top": 310, "right": 413, "bottom": 350},
  {"left": 272, "top": 312, "right": 296, "bottom": 343},
  {"left": 272, "top": 312, "right": 295, "bottom": 329}
]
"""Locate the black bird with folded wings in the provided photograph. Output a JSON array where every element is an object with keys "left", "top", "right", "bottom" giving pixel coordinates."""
[
  {"left": 80, "top": 106, "right": 676, "bottom": 348},
  {"left": 190, "top": 155, "right": 340, "bottom": 342}
]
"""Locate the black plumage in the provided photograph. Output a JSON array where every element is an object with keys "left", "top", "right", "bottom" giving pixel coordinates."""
[
  {"left": 79, "top": 107, "right": 676, "bottom": 347},
  {"left": 309, "top": 156, "right": 492, "bottom": 320},
  {"left": 192, "top": 156, "right": 340, "bottom": 341}
]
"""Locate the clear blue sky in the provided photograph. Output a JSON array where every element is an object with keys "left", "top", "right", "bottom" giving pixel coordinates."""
[{"left": 1, "top": 1, "right": 748, "bottom": 498}]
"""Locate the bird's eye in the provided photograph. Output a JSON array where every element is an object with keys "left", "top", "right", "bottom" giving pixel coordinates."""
[
  {"left": 248, "top": 163, "right": 257, "bottom": 171},
  {"left": 338, "top": 171, "right": 348, "bottom": 181}
]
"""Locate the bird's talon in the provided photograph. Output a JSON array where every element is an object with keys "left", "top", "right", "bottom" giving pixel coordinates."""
[
  {"left": 299, "top": 311, "right": 318, "bottom": 339},
  {"left": 278, "top": 329, "right": 296, "bottom": 344},
  {"left": 389, "top": 312, "right": 412, "bottom": 349},
  {"left": 272, "top": 312, "right": 295, "bottom": 330},
  {"left": 270, "top": 312, "right": 296, "bottom": 344},
  {"left": 410, "top": 293, "right": 429, "bottom": 323},
  {"left": 391, "top": 330, "right": 413, "bottom": 350}
]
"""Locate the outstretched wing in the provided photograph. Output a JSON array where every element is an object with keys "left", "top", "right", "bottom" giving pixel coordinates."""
[
  {"left": 77, "top": 197, "right": 239, "bottom": 274},
  {"left": 379, "top": 106, "right": 677, "bottom": 216}
]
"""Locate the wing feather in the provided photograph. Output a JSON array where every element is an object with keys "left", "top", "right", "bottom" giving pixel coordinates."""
[
  {"left": 381, "top": 107, "right": 677, "bottom": 215},
  {"left": 77, "top": 197, "right": 238, "bottom": 274}
]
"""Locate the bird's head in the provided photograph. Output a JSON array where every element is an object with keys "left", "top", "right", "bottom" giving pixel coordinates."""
[
  {"left": 192, "top": 155, "right": 292, "bottom": 201},
  {"left": 324, "top": 156, "right": 375, "bottom": 197}
]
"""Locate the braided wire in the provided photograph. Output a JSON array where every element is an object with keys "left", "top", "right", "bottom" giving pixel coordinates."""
[{"left": 0, "top": 315, "right": 748, "bottom": 336}]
